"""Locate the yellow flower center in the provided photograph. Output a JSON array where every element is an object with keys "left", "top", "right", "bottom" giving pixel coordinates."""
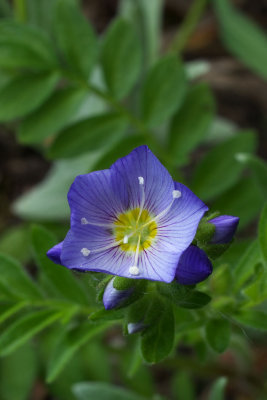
[{"left": 114, "top": 208, "right": 157, "bottom": 252}]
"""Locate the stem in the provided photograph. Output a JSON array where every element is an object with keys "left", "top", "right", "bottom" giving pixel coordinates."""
[
  {"left": 14, "top": 0, "right": 27, "bottom": 22},
  {"left": 168, "top": 0, "right": 209, "bottom": 54}
]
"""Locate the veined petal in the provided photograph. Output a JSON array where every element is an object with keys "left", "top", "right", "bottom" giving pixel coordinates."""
[
  {"left": 47, "top": 241, "right": 63, "bottom": 265},
  {"left": 110, "top": 145, "right": 174, "bottom": 215},
  {"left": 209, "top": 215, "right": 239, "bottom": 244},
  {"left": 175, "top": 245, "right": 212, "bottom": 285}
]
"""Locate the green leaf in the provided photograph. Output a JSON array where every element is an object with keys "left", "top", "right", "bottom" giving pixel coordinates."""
[
  {"left": 0, "top": 253, "right": 43, "bottom": 301},
  {"left": 48, "top": 113, "right": 128, "bottom": 159},
  {"left": 172, "top": 371, "right": 195, "bottom": 400},
  {"left": 55, "top": 0, "right": 97, "bottom": 78},
  {"left": 0, "top": 302, "right": 28, "bottom": 325},
  {"left": 73, "top": 382, "right": 145, "bottom": 400},
  {"left": 159, "top": 282, "right": 211, "bottom": 309},
  {"left": 259, "top": 202, "right": 267, "bottom": 264},
  {"left": 141, "top": 55, "right": 187, "bottom": 128},
  {"left": 169, "top": 83, "right": 215, "bottom": 165},
  {"left": 0, "top": 309, "right": 61, "bottom": 356},
  {"left": 0, "top": 71, "right": 59, "bottom": 122},
  {"left": 191, "top": 131, "right": 257, "bottom": 201},
  {"left": 205, "top": 318, "right": 230, "bottom": 353},
  {"left": 47, "top": 321, "right": 110, "bottom": 383},
  {"left": 232, "top": 240, "right": 262, "bottom": 292},
  {"left": 31, "top": 224, "right": 88, "bottom": 305},
  {"left": 13, "top": 152, "right": 102, "bottom": 221},
  {"left": 0, "top": 224, "right": 31, "bottom": 263},
  {"left": 234, "top": 310, "right": 267, "bottom": 331},
  {"left": 214, "top": 0, "right": 267, "bottom": 80},
  {"left": 0, "top": 21, "right": 58, "bottom": 70},
  {"left": 101, "top": 18, "right": 142, "bottom": 100},
  {"left": 235, "top": 153, "right": 267, "bottom": 198},
  {"left": 212, "top": 177, "right": 264, "bottom": 230},
  {"left": 0, "top": 343, "right": 37, "bottom": 400},
  {"left": 177, "top": 291, "right": 211, "bottom": 309},
  {"left": 18, "top": 88, "right": 88, "bottom": 144},
  {"left": 208, "top": 377, "right": 227, "bottom": 400},
  {"left": 141, "top": 297, "right": 174, "bottom": 363}
]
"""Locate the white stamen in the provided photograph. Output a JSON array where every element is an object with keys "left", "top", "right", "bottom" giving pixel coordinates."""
[
  {"left": 138, "top": 176, "right": 144, "bottom": 185},
  {"left": 129, "top": 266, "right": 140, "bottom": 275},
  {"left": 80, "top": 217, "right": 125, "bottom": 229},
  {"left": 81, "top": 217, "right": 89, "bottom": 225},
  {"left": 172, "top": 190, "right": 181, "bottom": 199},
  {"left": 123, "top": 235, "right": 128, "bottom": 244},
  {"left": 81, "top": 248, "right": 90, "bottom": 256}
]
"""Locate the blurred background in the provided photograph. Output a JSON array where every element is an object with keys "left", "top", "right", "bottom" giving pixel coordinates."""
[{"left": 0, "top": 0, "right": 267, "bottom": 399}]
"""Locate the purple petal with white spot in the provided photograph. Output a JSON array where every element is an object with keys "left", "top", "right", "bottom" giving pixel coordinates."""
[
  {"left": 175, "top": 245, "right": 212, "bottom": 285},
  {"left": 209, "top": 215, "right": 239, "bottom": 244},
  {"left": 47, "top": 241, "right": 63, "bottom": 265},
  {"left": 103, "top": 277, "right": 134, "bottom": 310}
]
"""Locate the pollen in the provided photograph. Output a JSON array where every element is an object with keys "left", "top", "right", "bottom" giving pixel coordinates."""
[
  {"left": 172, "top": 190, "right": 181, "bottom": 199},
  {"left": 81, "top": 247, "right": 90, "bottom": 256},
  {"left": 81, "top": 217, "right": 89, "bottom": 225},
  {"left": 129, "top": 266, "right": 140, "bottom": 275}
]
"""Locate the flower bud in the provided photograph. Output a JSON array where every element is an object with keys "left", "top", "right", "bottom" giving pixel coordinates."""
[
  {"left": 208, "top": 215, "right": 239, "bottom": 244},
  {"left": 127, "top": 321, "right": 146, "bottom": 334},
  {"left": 103, "top": 277, "right": 134, "bottom": 310}
]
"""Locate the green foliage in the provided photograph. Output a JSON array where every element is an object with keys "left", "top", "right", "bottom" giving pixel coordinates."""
[
  {"left": 214, "top": 0, "right": 267, "bottom": 80},
  {"left": 101, "top": 18, "right": 142, "bottom": 100},
  {"left": 208, "top": 378, "right": 227, "bottom": 400},
  {"left": 73, "top": 382, "right": 146, "bottom": 400},
  {"left": 205, "top": 318, "right": 230, "bottom": 353}
]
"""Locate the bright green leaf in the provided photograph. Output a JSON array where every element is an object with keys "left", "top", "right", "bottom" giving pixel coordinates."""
[
  {"left": 47, "top": 321, "right": 110, "bottom": 383},
  {"left": 205, "top": 318, "right": 230, "bottom": 353},
  {"left": 18, "top": 88, "right": 88, "bottom": 144},
  {"left": 101, "top": 18, "right": 142, "bottom": 100},
  {"left": 214, "top": 0, "right": 267, "bottom": 80},
  {"left": 234, "top": 310, "right": 267, "bottom": 331},
  {"left": 141, "top": 55, "right": 187, "bottom": 128},
  {"left": 191, "top": 131, "right": 257, "bottom": 201},
  {"left": 169, "top": 83, "right": 215, "bottom": 165},
  {"left": 0, "top": 302, "right": 28, "bottom": 325},
  {"left": 208, "top": 377, "right": 227, "bottom": 400},
  {"left": 31, "top": 224, "right": 88, "bottom": 304},
  {"left": 0, "top": 253, "right": 43, "bottom": 301},
  {"left": 0, "top": 309, "right": 61, "bottom": 356},
  {"left": 55, "top": 0, "right": 97, "bottom": 78},
  {"left": 48, "top": 113, "right": 128, "bottom": 159},
  {"left": 73, "top": 382, "right": 145, "bottom": 400},
  {"left": 0, "top": 71, "right": 59, "bottom": 122}
]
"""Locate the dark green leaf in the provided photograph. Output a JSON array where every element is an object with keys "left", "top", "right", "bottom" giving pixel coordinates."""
[
  {"left": 235, "top": 153, "right": 267, "bottom": 198},
  {"left": 208, "top": 377, "right": 227, "bottom": 400},
  {"left": 212, "top": 177, "right": 264, "bottom": 230},
  {"left": 31, "top": 224, "right": 88, "bottom": 304},
  {"left": 259, "top": 202, "right": 267, "bottom": 264},
  {"left": 73, "top": 382, "right": 145, "bottom": 400},
  {"left": 18, "top": 88, "right": 88, "bottom": 144},
  {"left": 0, "top": 344, "right": 37, "bottom": 400},
  {"left": 234, "top": 310, "right": 267, "bottom": 331},
  {"left": 172, "top": 371, "right": 195, "bottom": 400},
  {"left": 47, "top": 321, "right": 110, "bottom": 382},
  {"left": 191, "top": 131, "right": 257, "bottom": 201},
  {"left": 0, "top": 72, "right": 59, "bottom": 122},
  {"left": 205, "top": 318, "right": 230, "bottom": 353},
  {"left": 55, "top": 0, "right": 97, "bottom": 78},
  {"left": 169, "top": 83, "right": 215, "bottom": 165},
  {"left": 101, "top": 18, "right": 142, "bottom": 100},
  {"left": 141, "top": 55, "right": 187, "bottom": 128},
  {"left": 141, "top": 297, "right": 174, "bottom": 363},
  {"left": 0, "top": 302, "right": 28, "bottom": 325},
  {"left": 48, "top": 113, "right": 128, "bottom": 159},
  {"left": 0, "top": 253, "right": 43, "bottom": 301},
  {"left": 0, "top": 21, "right": 57, "bottom": 70},
  {"left": 177, "top": 291, "right": 211, "bottom": 309},
  {"left": 159, "top": 282, "right": 211, "bottom": 309},
  {"left": 0, "top": 309, "right": 61, "bottom": 356},
  {"left": 214, "top": 0, "right": 267, "bottom": 80}
]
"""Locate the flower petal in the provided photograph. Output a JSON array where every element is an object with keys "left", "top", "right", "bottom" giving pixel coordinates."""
[
  {"left": 110, "top": 145, "right": 174, "bottom": 215},
  {"left": 47, "top": 241, "right": 63, "bottom": 265},
  {"left": 175, "top": 245, "right": 212, "bottom": 285},
  {"left": 209, "top": 215, "right": 239, "bottom": 244}
]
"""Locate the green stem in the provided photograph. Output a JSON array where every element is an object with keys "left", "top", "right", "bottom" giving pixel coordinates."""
[
  {"left": 14, "top": 0, "right": 27, "bottom": 22},
  {"left": 169, "top": 0, "right": 209, "bottom": 54}
]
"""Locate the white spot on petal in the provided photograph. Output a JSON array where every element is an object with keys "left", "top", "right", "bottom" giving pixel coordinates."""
[
  {"left": 129, "top": 266, "right": 140, "bottom": 276},
  {"left": 81, "top": 217, "right": 89, "bottom": 225},
  {"left": 138, "top": 176, "right": 144, "bottom": 185},
  {"left": 81, "top": 248, "right": 90, "bottom": 256},
  {"left": 172, "top": 190, "right": 181, "bottom": 199}
]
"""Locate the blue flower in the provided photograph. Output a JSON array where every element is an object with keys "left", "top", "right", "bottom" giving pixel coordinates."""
[
  {"left": 209, "top": 215, "right": 239, "bottom": 244},
  {"left": 47, "top": 146, "right": 208, "bottom": 283},
  {"left": 175, "top": 245, "right": 212, "bottom": 285}
]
